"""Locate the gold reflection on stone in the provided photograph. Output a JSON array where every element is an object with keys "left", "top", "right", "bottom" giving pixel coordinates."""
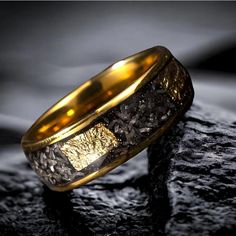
[{"left": 60, "top": 123, "right": 118, "bottom": 172}]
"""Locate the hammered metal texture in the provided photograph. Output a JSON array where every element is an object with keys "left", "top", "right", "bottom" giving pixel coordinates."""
[{"left": 60, "top": 123, "right": 118, "bottom": 172}]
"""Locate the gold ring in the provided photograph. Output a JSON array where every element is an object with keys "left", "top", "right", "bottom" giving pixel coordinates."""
[{"left": 21, "top": 46, "right": 194, "bottom": 192}]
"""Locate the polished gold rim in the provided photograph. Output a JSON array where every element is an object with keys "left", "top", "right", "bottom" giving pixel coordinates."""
[
  {"left": 21, "top": 46, "right": 194, "bottom": 191},
  {"left": 22, "top": 46, "right": 171, "bottom": 152}
]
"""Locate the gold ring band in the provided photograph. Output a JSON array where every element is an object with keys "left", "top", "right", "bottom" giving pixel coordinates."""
[{"left": 21, "top": 46, "right": 194, "bottom": 191}]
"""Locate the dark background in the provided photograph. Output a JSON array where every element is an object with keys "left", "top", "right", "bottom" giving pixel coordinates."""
[{"left": 0, "top": 2, "right": 236, "bottom": 129}]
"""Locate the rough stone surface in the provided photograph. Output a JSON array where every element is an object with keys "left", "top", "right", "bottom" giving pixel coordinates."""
[
  {"left": 0, "top": 101, "right": 235, "bottom": 235},
  {"left": 148, "top": 102, "right": 236, "bottom": 236},
  {"left": 0, "top": 148, "right": 151, "bottom": 236}
]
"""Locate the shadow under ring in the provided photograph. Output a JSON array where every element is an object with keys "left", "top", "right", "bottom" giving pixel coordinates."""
[{"left": 21, "top": 46, "right": 194, "bottom": 191}]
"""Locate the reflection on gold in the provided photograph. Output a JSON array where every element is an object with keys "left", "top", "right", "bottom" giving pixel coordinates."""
[
  {"left": 67, "top": 109, "right": 75, "bottom": 117},
  {"left": 112, "top": 60, "right": 126, "bottom": 69},
  {"left": 61, "top": 117, "right": 70, "bottom": 125},
  {"left": 53, "top": 126, "right": 60, "bottom": 132},
  {"left": 109, "top": 62, "right": 136, "bottom": 80},
  {"left": 107, "top": 90, "right": 113, "bottom": 96},
  {"left": 22, "top": 46, "right": 171, "bottom": 151},
  {"left": 144, "top": 54, "right": 158, "bottom": 68},
  {"left": 39, "top": 124, "right": 50, "bottom": 133},
  {"left": 60, "top": 123, "right": 119, "bottom": 172}
]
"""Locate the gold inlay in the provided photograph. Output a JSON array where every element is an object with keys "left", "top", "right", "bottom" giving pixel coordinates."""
[{"left": 60, "top": 123, "right": 118, "bottom": 172}]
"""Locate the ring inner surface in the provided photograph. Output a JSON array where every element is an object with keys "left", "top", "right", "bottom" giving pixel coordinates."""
[{"left": 22, "top": 47, "right": 162, "bottom": 147}]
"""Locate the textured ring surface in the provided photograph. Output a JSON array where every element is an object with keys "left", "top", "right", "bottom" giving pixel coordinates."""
[{"left": 21, "top": 46, "right": 194, "bottom": 191}]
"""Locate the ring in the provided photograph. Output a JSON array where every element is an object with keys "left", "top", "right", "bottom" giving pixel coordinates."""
[{"left": 21, "top": 46, "right": 194, "bottom": 191}]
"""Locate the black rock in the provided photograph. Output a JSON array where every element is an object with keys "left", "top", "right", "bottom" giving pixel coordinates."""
[
  {"left": 0, "top": 101, "right": 235, "bottom": 235},
  {"left": 148, "top": 101, "right": 236, "bottom": 236},
  {"left": 0, "top": 146, "right": 152, "bottom": 236}
]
